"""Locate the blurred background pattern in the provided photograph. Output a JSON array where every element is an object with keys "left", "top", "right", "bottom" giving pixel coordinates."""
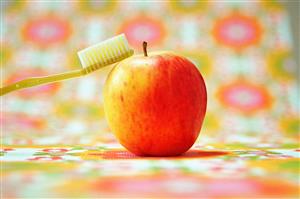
[
  {"left": 2, "top": 0, "right": 298, "bottom": 146},
  {"left": 1, "top": 0, "right": 299, "bottom": 198}
]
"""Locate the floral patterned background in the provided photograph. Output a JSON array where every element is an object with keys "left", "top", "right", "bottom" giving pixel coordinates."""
[{"left": 1, "top": 0, "right": 299, "bottom": 198}]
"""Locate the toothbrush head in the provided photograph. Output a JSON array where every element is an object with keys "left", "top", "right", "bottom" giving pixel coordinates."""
[{"left": 77, "top": 34, "right": 134, "bottom": 74}]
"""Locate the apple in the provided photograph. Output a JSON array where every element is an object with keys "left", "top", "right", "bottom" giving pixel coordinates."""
[{"left": 103, "top": 42, "right": 207, "bottom": 156}]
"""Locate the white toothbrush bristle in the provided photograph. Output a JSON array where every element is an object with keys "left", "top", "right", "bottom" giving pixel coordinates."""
[{"left": 77, "top": 34, "right": 134, "bottom": 72}]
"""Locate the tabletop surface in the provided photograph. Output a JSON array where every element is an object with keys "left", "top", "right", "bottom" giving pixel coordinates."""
[{"left": 2, "top": 140, "right": 299, "bottom": 198}]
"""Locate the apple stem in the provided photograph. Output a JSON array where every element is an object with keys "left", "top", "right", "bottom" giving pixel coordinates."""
[{"left": 143, "top": 41, "right": 148, "bottom": 57}]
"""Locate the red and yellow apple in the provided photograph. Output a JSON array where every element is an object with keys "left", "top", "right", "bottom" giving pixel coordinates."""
[{"left": 103, "top": 43, "right": 207, "bottom": 156}]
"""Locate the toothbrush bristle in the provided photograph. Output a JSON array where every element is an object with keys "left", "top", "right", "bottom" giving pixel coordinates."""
[{"left": 77, "top": 34, "right": 134, "bottom": 73}]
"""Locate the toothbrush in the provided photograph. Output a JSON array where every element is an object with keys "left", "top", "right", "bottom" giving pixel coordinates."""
[{"left": 0, "top": 34, "right": 134, "bottom": 96}]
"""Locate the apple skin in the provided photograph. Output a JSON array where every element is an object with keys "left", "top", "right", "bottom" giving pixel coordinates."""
[{"left": 103, "top": 51, "right": 207, "bottom": 156}]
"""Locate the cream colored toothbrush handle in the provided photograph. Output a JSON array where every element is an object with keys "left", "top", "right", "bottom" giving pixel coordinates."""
[{"left": 0, "top": 69, "right": 84, "bottom": 96}]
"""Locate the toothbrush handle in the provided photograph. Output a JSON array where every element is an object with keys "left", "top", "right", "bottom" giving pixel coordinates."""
[{"left": 0, "top": 69, "right": 84, "bottom": 96}]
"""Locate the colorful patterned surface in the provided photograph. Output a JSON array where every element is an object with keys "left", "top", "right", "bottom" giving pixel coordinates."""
[
  {"left": 1, "top": 0, "right": 299, "bottom": 198},
  {"left": 2, "top": 143, "right": 300, "bottom": 198}
]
